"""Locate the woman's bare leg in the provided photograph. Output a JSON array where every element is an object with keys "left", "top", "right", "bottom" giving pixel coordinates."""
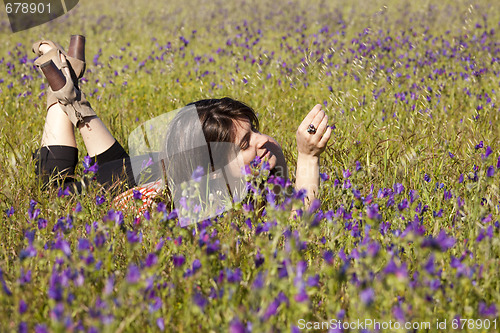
[
  {"left": 38, "top": 42, "right": 116, "bottom": 156},
  {"left": 77, "top": 116, "right": 116, "bottom": 157},
  {"left": 41, "top": 103, "right": 77, "bottom": 147},
  {"left": 39, "top": 44, "right": 76, "bottom": 148}
]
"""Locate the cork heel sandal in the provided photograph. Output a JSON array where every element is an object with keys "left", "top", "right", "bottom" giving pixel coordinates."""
[{"left": 34, "top": 43, "right": 95, "bottom": 127}]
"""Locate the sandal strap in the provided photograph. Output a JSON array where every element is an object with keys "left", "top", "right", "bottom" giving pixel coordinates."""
[
  {"left": 32, "top": 40, "right": 65, "bottom": 57},
  {"left": 32, "top": 39, "right": 86, "bottom": 80}
]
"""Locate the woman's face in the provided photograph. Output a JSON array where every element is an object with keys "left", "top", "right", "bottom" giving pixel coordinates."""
[{"left": 231, "top": 118, "right": 288, "bottom": 179}]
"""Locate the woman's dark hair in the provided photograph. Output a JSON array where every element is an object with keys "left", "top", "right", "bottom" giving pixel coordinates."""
[
  {"left": 160, "top": 97, "right": 258, "bottom": 200},
  {"left": 187, "top": 97, "right": 259, "bottom": 144}
]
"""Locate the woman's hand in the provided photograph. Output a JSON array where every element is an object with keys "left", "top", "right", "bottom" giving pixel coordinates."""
[
  {"left": 296, "top": 104, "right": 332, "bottom": 157},
  {"left": 294, "top": 104, "right": 332, "bottom": 211}
]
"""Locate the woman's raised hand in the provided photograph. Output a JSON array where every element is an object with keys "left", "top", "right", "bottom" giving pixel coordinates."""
[{"left": 296, "top": 104, "right": 332, "bottom": 157}]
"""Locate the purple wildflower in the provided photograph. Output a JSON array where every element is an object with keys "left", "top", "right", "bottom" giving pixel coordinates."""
[
  {"left": 103, "top": 209, "right": 123, "bottom": 226},
  {"left": 19, "top": 299, "right": 28, "bottom": 314},
  {"left": 37, "top": 218, "right": 47, "bottom": 230},
  {"left": 294, "top": 287, "right": 308, "bottom": 302},
  {"left": 19, "top": 245, "right": 36, "bottom": 261},
  {"left": 83, "top": 156, "right": 98, "bottom": 173},
  {"left": 243, "top": 203, "right": 254, "bottom": 213},
  {"left": 5, "top": 206, "right": 14, "bottom": 217},
  {"left": 126, "top": 230, "right": 142, "bottom": 244},
  {"left": 360, "top": 288, "right": 375, "bottom": 305},
  {"left": 148, "top": 297, "right": 162, "bottom": 313},
  {"left": 50, "top": 302, "right": 64, "bottom": 321},
  {"left": 104, "top": 276, "right": 114, "bottom": 295},
  {"left": 155, "top": 238, "right": 165, "bottom": 252},
  {"left": 229, "top": 317, "right": 246, "bottom": 333},
  {"left": 19, "top": 268, "right": 31, "bottom": 285},
  {"left": 478, "top": 302, "right": 497, "bottom": 317},
  {"left": 278, "top": 261, "right": 289, "bottom": 279},
  {"left": 355, "top": 160, "right": 362, "bottom": 171},
  {"left": 323, "top": 251, "right": 334, "bottom": 265},
  {"left": 398, "top": 198, "right": 408, "bottom": 211},
  {"left": 93, "top": 232, "right": 106, "bottom": 248},
  {"left": 482, "top": 146, "right": 493, "bottom": 160},
  {"left": 157, "top": 318, "right": 165, "bottom": 331},
  {"left": 338, "top": 249, "right": 348, "bottom": 262},
  {"left": 226, "top": 268, "right": 242, "bottom": 283},
  {"left": 486, "top": 225, "right": 494, "bottom": 238},
  {"left": 173, "top": 254, "right": 185, "bottom": 267},
  {"left": 132, "top": 190, "right": 142, "bottom": 200},
  {"left": 95, "top": 195, "right": 106, "bottom": 205},
  {"left": 262, "top": 299, "right": 280, "bottom": 321},
  {"left": 28, "top": 200, "right": 40, "bottom": 220},
  {"left": 141, "top": 157, "right": 153, "bottom": 170},
  {"left": 424, "top": 174, "right": 431, "bottom": 182},
  {"left": 367, "top": 241, "right": 380, "bottom": 257},
  {"left": 486, "top": 166, "right": 494, "bottom": 177},
  {"left": 54, "top": 237, "right": 71, "bottom": 257},
  {"left": 57, "top": 186, "right": 71, "bottom": 197},
  {"left": 366, "top": 204, "right": 381, "bottom": 220},
  {"left": 476, "top": 229, "right": 486, "bottom": 243},
  {"left": 380, "top": 221, "right": 391, "bottom": 236},
  {"left": 184, "top": 259, "right": 202, "bottom": 277},
  {"left": 250, "top": 156, "right": 261, "bottom": 168},
  {"left": 19, "top": 322, "right": 28, "bottom": 333},
  {"left": 252, "top": 271, "right": 265, "bottom": 289},
  {"left": 409, "top": 189, "right": 418, "bottom": 203},
  {"left": 428, "top": 278, "right": 441, "bottom": 291},
  {"left": 383, "top": 259, "right": 408, "bottom": 279},
  {"left": 254, "top": 251, "right": 265, "bottom": 268},
  {"left": 34, "top": 324, "right": 49, "bottom": 333},
  {"left": 206, "top": 240, "right": 220, "bottom": 254},
  {"left": 145, "top": 253, "right": 158, "bottom": 267},
  {"left": 193, "top": 292, "right": 207, "bottom": 310},
  {"left": 424, "top": 254, "right": 436, "bottom": 275},
  {"left": 126, "top": 265, "right": 141, "bottom": 283},
  {"left": 482, "top": 214, "right": 492, "bottom": 223},
  {"left": 393, "top": 306, "right": 405, "bottom": 322},
  {"left": 422, "top": 230, "right": 456, "bottom": 251},
  {"left": 308, "top": 199, "right": 321, "bottom": 213},
  {"left": 191, "top": 165, "right": 205, "bottom": 182}
]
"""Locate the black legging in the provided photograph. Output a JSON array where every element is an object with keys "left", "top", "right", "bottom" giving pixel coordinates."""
[{"left": 33, "top": 140, "right": 136, "bottom": 192}]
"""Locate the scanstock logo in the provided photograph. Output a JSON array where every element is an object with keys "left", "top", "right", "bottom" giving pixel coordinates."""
[{"left": 4, "top": 0, "right": 79, "bottom": 33}]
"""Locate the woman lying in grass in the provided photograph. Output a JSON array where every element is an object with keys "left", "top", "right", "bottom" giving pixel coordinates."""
[{"left": 32, "top": 36, "right": 331, "bottom": 217}]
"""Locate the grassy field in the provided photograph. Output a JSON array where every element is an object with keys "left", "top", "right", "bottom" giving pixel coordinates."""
[{"left": 0, "top": 0, "right": 499, "bottom": 331}]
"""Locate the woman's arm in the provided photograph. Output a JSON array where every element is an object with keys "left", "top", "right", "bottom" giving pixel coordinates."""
[{"left": 295, "top": 104, "right": 332, "bottom": 209}]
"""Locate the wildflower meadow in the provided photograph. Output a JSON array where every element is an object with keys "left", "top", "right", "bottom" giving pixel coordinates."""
[{"left": 0, "top": 0, "right": 499, "bottom": 331}]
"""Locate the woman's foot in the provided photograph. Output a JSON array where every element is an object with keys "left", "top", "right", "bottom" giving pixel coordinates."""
[
  {"left": 32, "top": 39, "right": 86, "bottom": 85},
  {"left": 33, "top": 39, "right": 96, "bottom": 127}
]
